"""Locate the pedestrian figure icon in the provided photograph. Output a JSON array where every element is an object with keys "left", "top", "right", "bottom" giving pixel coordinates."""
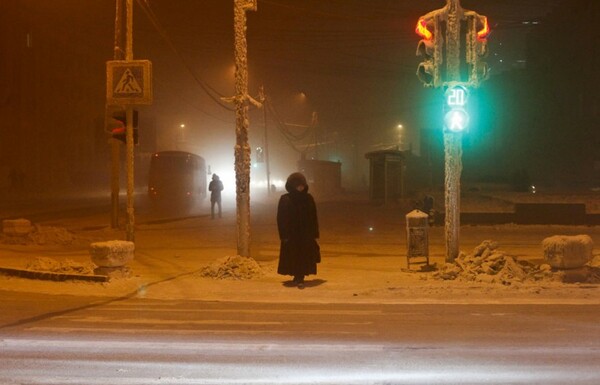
[
  {"left": 115, "top": 69, "right": 142, "bottom": 94},
  {"left": 106, "top": 60, "right": 152, "bottom": 105}
]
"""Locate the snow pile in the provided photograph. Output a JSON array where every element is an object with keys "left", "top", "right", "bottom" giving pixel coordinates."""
[
  {"left": 25, "top": 257, "right": 96, "bottom": 275},
  {"left": 29, "top": 225, "right": 77, "bottom": 245},
  {"left": 588, "top": 255, "right": 600, "bottom": 267},
  {"left": 2, "top": 218, "right": 33, "bottom": 236},
  {"left": 1, "top": 225, "right": 77, "bottom": 246},
  {"left": 199, "top": 255, "right": 264, "bottom": 280},
  {"left": 434, "top": 240, "right": 556, "bottom": 285}
]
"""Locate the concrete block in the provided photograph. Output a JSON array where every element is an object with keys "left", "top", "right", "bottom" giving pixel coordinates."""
[
  {"left": 3, "top": 218, "right": 33, "bottom": 236},
  {"left": 89, "top": 240, "right": 134, "bottom": 267},
  {"left": 542, "top": 235, "right": 593, "bottom": 269}
]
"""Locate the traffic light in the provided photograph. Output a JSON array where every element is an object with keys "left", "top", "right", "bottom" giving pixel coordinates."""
[
  {"left": 111, "top": 109, "right": 138, "bottom": 144},
  {"left": 443, "top": 84, "right": 470, "bottom": 133},
  {"left": 415, "top": 16, "right": 440, "bottom": 88},
  {"left": 466, "top": 14, "right": 490, "bottom": 86}
]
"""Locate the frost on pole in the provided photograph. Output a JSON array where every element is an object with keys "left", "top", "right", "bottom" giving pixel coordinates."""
[
  {"left": 414, "top": 0, "right": 489, "bottom": 262},
  {"left": 415, "top": 0, "right": 490, "bottom": 88},
  {"left": 232, "top": 0, "right": 257, "bottom": 258}
]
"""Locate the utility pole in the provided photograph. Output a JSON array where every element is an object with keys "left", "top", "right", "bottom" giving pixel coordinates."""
[
  {"left": 232, "top": 0, "right": 259, "bottom": 257},
  {"left": 110, "top": 0, "right": 125, "bottom": 229},
  {"left": 415, "top": 0, "right": 489, "bottom": 262},
  {"left": 259, "top": 86, "right": 272, "bottom": 195},
  {"left": 124, "top": 0, "right": 135, "bottom": 242}
]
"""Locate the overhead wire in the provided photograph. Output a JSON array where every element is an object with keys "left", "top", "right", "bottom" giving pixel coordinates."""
[
  {"left": 136, "top": 0, "right": 235, "bottom": 113},
  {"left": 265, "top": 98, "right": 318, "bottom": 154}
]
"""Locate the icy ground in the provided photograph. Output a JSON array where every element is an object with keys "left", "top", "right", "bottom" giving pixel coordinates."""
[{"left": 1, "top": 193, "right": 599, "bottom": 304}]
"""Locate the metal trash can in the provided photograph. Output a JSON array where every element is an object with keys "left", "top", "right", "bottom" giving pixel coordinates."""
[{"left": 406, "top": 209, "right": 429, "bottom": 269}]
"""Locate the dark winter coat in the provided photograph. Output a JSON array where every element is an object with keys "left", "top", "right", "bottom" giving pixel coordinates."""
[
  {"left": 277, "top": 172, "right": 321, "bottom": 277},
  {"left": 208, "top": 175, "right": 223, "bottom": 203}
]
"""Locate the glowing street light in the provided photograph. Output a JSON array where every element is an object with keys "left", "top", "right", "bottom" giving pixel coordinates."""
[
  {"left": 178, "top": 123, "right": 187, "bottom": 144},
  {"left": 397, "top": 124, "right": 405, "bottom": 150}
]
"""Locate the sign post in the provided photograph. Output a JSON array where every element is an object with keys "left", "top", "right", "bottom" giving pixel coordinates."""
[{"left": 106, "top": 0, "right": 152, "bottom": 242}]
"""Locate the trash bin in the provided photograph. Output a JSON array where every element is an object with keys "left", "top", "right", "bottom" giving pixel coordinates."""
[{"left": 406, "top": 209, "right": 429, "bottom": 269}]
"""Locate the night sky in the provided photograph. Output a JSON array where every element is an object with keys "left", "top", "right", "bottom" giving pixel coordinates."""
[
  {"left": 3, "top": 0, "right": 592, "bottom": 193},
  {"left": 134, "top": 0, "right": 560, "bottom": 127},
  {"left": 127, "top": 0, "right": 562, "bottom": 181}
]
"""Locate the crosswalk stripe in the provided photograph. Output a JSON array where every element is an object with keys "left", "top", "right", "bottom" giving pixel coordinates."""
[
  {"left": 24, "top": 326, "right": 377, "bottom": 336},
  {"left": 52, "top": 316, "right": 373, "bottom": 326}
]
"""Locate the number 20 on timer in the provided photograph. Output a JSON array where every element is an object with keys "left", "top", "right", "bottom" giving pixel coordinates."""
[{"left": 444, "top": 85, "right": 470, "bottom": 132}]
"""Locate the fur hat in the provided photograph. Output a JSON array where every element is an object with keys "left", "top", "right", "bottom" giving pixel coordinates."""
[{"left": 285, "top": 172, "right": 308, "bottom": 193}]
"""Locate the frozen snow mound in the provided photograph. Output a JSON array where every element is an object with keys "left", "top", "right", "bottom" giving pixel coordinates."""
[
  {"left": 588, "top": 255, "right": 600, "bottom": 267},
  {"left": 199, "top": 255, "right": 264, "bottom": 280},
  {"left": 542, "top": 235, "right": 593, "bottom": 269},
  {"left": 1, "top": 224, "right": 77, "bottom": 246},
  {"left": 434, "top": 240, "right": 556, "bottom": 285},
  {"left": 3, "top": 218, "right": 33, "bottom": 236},
  {"left": 25, "top": 256, "right": 96, "bottom": 275}
]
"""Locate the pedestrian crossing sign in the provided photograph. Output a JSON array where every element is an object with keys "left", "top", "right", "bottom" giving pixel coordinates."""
[{"left": 107, "top": 60, "right": 152, "bottom": 105}]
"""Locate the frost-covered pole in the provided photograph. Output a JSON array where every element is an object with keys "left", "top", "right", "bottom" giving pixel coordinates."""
[
  {"left": 443, "top": 0, "right": 463, "bottom": 262},
  {"left": 110, "top": 0, "right": 124, "bottom": 229},
  {"left": 125, "top": 0, "right": 135, "bottom": 242},
  {"left": 416, "top": 0, "right": 489, "bottom": 262},
  {"left": 232, "top": 0, "right": 257, "bottom": 257},
  {"left": 259, "top": 86, "right": 272, "bottom": 195}
]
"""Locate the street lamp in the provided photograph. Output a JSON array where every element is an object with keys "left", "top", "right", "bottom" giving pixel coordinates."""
[
  {"left": 397, "top": 124, "right": 405, "bottom": 150},
  {"left": 178, "top": 123, "right": 186, "bottom": 146}
]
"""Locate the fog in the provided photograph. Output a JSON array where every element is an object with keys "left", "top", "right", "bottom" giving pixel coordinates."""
[{"left": 1, "top": 0, "right": 594, "bottom": 204}]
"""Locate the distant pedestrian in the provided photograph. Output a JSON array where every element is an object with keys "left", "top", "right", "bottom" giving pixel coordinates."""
[
  {"left": 209, "top": 174, "right": 223, "bottom": 219},
  {"left": 277, "top": 172, "right": 321, "bottom": 289},
  {"left": 422, "top": 193, "right": 435, "bottom": 226}
]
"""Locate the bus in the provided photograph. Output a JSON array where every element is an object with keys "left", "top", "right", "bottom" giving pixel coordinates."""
[{"left": 148, "top": 151, "right": 207, "bottom": 206}]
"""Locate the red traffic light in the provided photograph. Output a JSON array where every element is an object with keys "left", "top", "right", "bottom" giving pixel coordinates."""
[
  {"left": 477, "top": 16, "right": 490, "bottom": 41},
  {"left": 111, "top": 127, "right": 138, "bottom": 144},
  {"left": 415, "top": 19, "right": 433, "bottom": 40}
]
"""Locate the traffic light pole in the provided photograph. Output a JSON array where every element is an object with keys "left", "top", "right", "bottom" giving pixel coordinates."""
[
  {"left": 125, "top": 0, "right": 135, "bottom": 242},
  {"left": 443, "top": 0, "right": 463, "bottom": 262},
  {"left": 416, "top": 0, "right": 488, "bottom": 263},
  {"left": 110, "top": 0, "right": 125, "bottom": 229},
  {"left": 443, "top": 132, "right": 462, "bottom": 262}
]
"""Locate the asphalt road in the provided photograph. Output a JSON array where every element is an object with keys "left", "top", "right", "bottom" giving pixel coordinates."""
[{"left": 1, "top": 291, "right": 599, "bottom": 384}]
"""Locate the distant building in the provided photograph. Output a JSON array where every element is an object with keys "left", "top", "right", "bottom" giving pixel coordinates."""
[
  {"left": 297, "top": 159, "right": 342, "bottom": 198},
  {"left": 364, "top": 150, "right": 405, "bottom": 204}
]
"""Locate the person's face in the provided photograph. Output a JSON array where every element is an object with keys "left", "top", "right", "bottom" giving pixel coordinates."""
[{"left": 296, "top": 184, "right": 305, "bottom": 192}]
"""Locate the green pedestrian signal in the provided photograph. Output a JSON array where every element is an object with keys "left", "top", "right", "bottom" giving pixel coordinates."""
[{"left": 444, "top": 84, "right": 469, "bottom": 133}]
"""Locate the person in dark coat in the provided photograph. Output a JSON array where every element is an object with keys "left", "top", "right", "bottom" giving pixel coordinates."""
[
  {"left": 277, "top": 172, "right": 321, "bottom": 288},
  {"left": 208, "top": 174, "right": 224, "bottom": 219}
]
